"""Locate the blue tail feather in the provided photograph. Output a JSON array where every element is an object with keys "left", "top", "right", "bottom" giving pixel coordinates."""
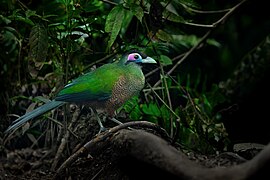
[{"left": 5, "top": 100, "right": 65, "bottom": 133}]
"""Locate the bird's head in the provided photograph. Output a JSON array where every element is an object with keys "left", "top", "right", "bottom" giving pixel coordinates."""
[{"left": 124, "top": 52, "right": 157, "bottom": 65}]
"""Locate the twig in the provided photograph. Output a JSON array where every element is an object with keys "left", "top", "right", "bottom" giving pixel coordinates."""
[
  {"left": 143, "top": 86, "right": 182, "bottom": 92},
  {"left": 180, "top": 3, "right": 231, "bottom": 14},
  {"left": 182, "top": 86, "right": 206, "bottom": 123},
  {"left": 160, "top": 65, "right": 174, "bottom": 137},
  {"left": 101, "top": 0, "right": 117, "bottom": 6},
  {"left": 149, "top": 0, "right": 249, "bottom": 91},
  {"left": 183, "top": 22, "right": 215, "bottom": 28},
  {"left": 146, "top": 82, "right": 181, "bottom": 121},
  {"left": 172, "top": 118, "right": 181, "bottom": 145},
  {"left": 91, "top": 167, "right": 104, "bottom": 180},
  {"left": 84, "top": 52, "right": 117, "bottom": 71},
  {"left": 145, "top": 53, "right": 185, "bottom": 78},
  {"left": 51, "top": 106, "right": 80, "bottom": 171}
]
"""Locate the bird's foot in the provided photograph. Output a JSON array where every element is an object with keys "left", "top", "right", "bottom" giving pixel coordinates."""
[
  {"left": 98, "top": 126, "right": 107, "bottom": 133},
  {"left": 97, "top": 116, "right": 107, "bottom": 133},
  {"left": 110, "top": 117, "right": 123, "bottom": 125},
  {"left": 110, "top": 117, "right": 134, "bottom": 130}
]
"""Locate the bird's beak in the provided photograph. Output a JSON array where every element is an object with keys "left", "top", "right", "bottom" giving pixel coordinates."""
[{"left": 141, "top": 57, "right": 157, "bottom": 64}]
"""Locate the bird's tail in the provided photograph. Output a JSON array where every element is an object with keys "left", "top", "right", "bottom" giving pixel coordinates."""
[{"left": 5, "top": 100, "right": 65, "bottom": 133}]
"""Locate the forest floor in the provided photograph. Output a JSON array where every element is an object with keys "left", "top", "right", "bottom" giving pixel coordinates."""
[
  {"left": 0, "top": 130, "right": 264, "bottom": 180},
  {"left": 0, "top": 108, "right": 265, "bottom": 179}
]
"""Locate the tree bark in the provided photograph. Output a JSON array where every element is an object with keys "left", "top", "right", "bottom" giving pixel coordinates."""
[{"left": 108, "top": 129, "right": 269, "bottom": 180}]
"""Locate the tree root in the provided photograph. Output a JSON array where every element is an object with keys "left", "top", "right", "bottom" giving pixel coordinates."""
[{"left": 53, "top": 121, "right": 270, "bottom": 180}]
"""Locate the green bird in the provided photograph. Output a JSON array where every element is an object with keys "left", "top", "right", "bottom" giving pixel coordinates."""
[{"left": 5, "top": 51, "right": 156, "bottom": 133}]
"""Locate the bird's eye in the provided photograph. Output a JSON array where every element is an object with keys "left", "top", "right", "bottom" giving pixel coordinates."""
[
  {"left": 134, "top": 54, "right": 139, "bottom": 59},
  {"left": 127, "top": 53, "right": 142, "bottom": 62}
]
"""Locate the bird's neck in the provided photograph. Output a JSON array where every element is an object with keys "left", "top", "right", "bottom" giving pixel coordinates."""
[{"left": 126, "top": 63, "right": 144, "bottom": 82}]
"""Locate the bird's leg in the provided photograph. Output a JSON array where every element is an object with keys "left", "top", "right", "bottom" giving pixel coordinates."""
[
  {"left": 110, "top": 117, "right": 133, "bottom": 130},
  {"left": 110, "top": 117, "right": 123, "bottom": 125},
  {"left": 92, "top": 108, "right": 106, "bottom": 133}
]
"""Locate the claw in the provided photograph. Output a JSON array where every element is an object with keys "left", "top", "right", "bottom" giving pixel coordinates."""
[{"left": 98, "top": 126, "right": 107, "bottom": 133}]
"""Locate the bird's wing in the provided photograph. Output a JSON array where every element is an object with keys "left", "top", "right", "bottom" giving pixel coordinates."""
[{"left": 55, "top": 63, "right": 124, "bottom": 102}]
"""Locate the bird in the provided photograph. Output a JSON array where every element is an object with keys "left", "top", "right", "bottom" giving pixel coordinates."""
[{"left": 5, "top": 51, "right": 156, "bottom": 133}]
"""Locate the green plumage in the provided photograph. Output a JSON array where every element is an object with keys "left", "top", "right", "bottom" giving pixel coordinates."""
[
  {"left": 5, "top": 52, "right": 156, "bottom": 133},
  {"left": 56, "top": 63, "right": 134, "bottom": 102}
]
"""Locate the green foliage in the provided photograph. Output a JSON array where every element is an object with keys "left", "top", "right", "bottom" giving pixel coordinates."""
[
  {"left": 105, "top": 5, "right": 129, "bottom": 49},
  {"left": 28, "top": 24, "right": 49, "bottom": 78},
  {"left": 159, "top": 55, "right": 173, "bottom": 66},
  {"left": 121, "top": 96, "right": 142, "bottom": 121},
  {"left": 122, "top": 78, "right": 229, "bottom": 153},
  {"left": 1, "top": 0, "right": 268, "bottom": 154}
]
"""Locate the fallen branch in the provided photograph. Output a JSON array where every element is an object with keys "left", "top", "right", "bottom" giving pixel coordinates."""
[{"left": 54, "top": 125, "right": 270, "bottom": 179}]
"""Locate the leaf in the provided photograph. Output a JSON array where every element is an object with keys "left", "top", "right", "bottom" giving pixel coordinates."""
[
  {"left": 160, "top": 105, "right": 171, "bottom": 130},
  {"left": 156, "top": 30, "right": 173, "bottom": 42},
  {"left": 163, "top": 9, "right": 185, "bottom": 23},
  {"left": 1, "top": 27, "right": 19, "bottom": 53},
  {"left": 120, "top": 8, "right": 133, "bottom": 35},
  {"left": 28, "top": 24, "right": 48, "bottom": 78},
  {"left": 10, "top": 15, "right": 34, "bottom": 26},
  {"left": 129, "top": 104, "right": 142, "bottom": 120},
  {"left": 129, "top": 4, "right": 144, "bottom": 23},
  {"left": 28, "top": 24, "right": 48, "bottom": 62},
  {"left": 34, "top": 96, "right": 51, "bottom": 103},
  {"left": 205, "top": 84, "right": 226, "bottom": 108},
  {"left": 142, "top": 103, "right": 161, "bottom": 117},
  {"left": 27, "top": 133, "right": 38, "bottom": 146},
  {"left": 82, "top": 0, "right": 103, "bottom": 13},
  {"left": 160, "top": 55, "right": 173, "bottom": 66},
  {"left": 25, "top": 10, "right": 38, "bottom": 18},
  {"left": 0, "top": 15, "right": 11, "bottom": 24},
  {"left": 26, "top": 102, "right": 38, "bottom": 113},
  {"left": 206, "top": 39, "right": 221, "bottom": 47},
  {"left": 105, "top": 5, "right": 126, "bottom": 48},
  {"left": 121, "top": 96, "right": 142, "bottom": 120},
  {"left": 22, "top": 123, "right": 30, "bottom": 134}
]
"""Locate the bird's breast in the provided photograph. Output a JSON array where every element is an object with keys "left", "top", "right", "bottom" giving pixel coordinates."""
[{"left": 105, "top": 68, "right": 145, "bottom": 113}]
